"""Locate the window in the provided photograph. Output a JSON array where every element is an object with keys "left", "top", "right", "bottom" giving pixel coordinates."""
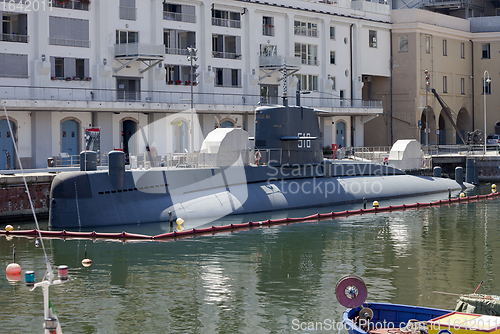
[
  {"left": 214, "top": 68, "right": 241, "bottom": 87},
  {"left": 399, "top": 35, "right": 408, "bottom": 52},
  {"left": 263, "top": 16, "right": 274, "bottom": 36},
  {"left": 50, "top": 57, "right": 89, "bottom": 79},
  {"left": 294, "top": 43, "right": 318, "bottom": 65},
  {"left": 116, "top": 30, "right": 139, "bottom": 44},
  {"left": 482, "top": 43, "right": 490, "bottom": 59},
  {"left": 164, "top": 30, "right": 196, "bottom": 55},
  {"left": 55, "top": 58, "right": 64, "bottom": 78},
  {"left": 442, "top": 39, "right": 447, "bottom": 56},
  {"left": 52, "top": 0, "right": 89, "bottom": 11},
  {"left": 260, "top": 44, "right": 277, "bottom": 57},
  {"left": 119, "top": 0, "right": 136, "bottom": 20},
  {"left": 461, "top": 77, "right": 465, "bottom": 94},
  {"left": 49, "top": 17, "right": 90, "bottom": 48},
  {"left": 294, "top": 20, "right": 318, "bottom": 37},
  {"left": 369, "top": 30, "right": 377, "bottom": 48},
  {"left": 461, "top": 42, "right": 465, "bottom": 59},
  {"left": 425, "top": 36, "right": 431, "bottom": 54},
  {"left": 1, "top": 13, "right": 28, "bottom": 43},
  {"left": 296, "top": 74, "right": 318, "bottom": 91},
  {"left": 443, "top": 76, "right": 447, "bottom": 93},
  {"left": 212, "top": 9, "right": 241, "bottom": 28},
  {"left": 331, "top": 76, "right": 336, "bottom": 90},
  {"left": 212, "top": 34, "right": 241, "bottom": 59},
  {"left": 0, "top": 53, "right": 28, "bottom": 77},
  {"left": 330, "top": 51, "right": 336, "bottom": 65},
  {"left": 330, "top": 26, "right": 335, "bottom": 40},
  {"left": 163, "top": 3, "right": 196, "bottom": 23},
  {"left": 482, "top": 78, "right": 491, "bottom": 94},
  {"left": 165, "top": 65, "right": 197, "bottom": 84}
]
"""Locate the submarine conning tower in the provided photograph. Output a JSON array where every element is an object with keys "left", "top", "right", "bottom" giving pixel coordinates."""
[{"left": 254, "top": 105, "right": 323, "bottom": 165}]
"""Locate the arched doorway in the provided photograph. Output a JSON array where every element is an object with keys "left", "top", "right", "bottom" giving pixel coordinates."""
[
  {"left": 61, "top": 119, "right": 79, "bottom": 166},
  {"left": 438, "top": 114, "right": 446, "bottom": 145},
  {"left": 0, "top": 119, "right": 14, "bottom": 170},
  {"left": 456, "top": 108, "right": 471, "bottom": 144},
  {"left": 173, "top": 120, "right": 188, "bottom": 153},
  {"left": 336, "top": 121, "right": 346, "bottom": 148},
  {"left": 421, "top": 108, "right": 436, "bottom": 145},
  {"left": 121, "top": 119, "right": 137, "bottom": 157},
  {"left": 220, "top": 120, "right": 235, "bottom": 128}
]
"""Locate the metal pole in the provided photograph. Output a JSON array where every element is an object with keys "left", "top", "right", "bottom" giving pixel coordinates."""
[
  {"left": 426, "top": 84, "right": 429, "bottom": 148},
  {"left": 190, "top": 54, "right": 194, "bottom": 154},
  {"left": 484, "top": 70, "right": 490, "bottom": 155}
]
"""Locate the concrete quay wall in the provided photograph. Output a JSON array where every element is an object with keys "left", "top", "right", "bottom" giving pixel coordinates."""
[{"left": 0, "top": 173, "right": 55, "bottom": 221}]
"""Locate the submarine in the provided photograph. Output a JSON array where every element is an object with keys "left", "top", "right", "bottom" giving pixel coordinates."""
[{"left": 49, "top": 104, "right": 472, "bottom": 229}]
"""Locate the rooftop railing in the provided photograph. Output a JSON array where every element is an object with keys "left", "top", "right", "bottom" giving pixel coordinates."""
[
  {"left": 0, "top": 33, "right": 29, "bottom": 43},
  {"left": 0, "top": 85, "right": 382, "bottom": 109}
]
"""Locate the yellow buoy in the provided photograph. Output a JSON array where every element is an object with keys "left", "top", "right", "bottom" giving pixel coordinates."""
[
  {"left": 373, "top": 201, "right": 379, "bottom": 208},
  {"left": 5, "top": 225, "right": 13, "bottom": 232},
  {"left": 176, "top": 218, "right": 184, "bottom": 225},
  {"left": 492, "top": 184, "right": 497, "bottom": 192},
  {"left": 460, "top": 192, "right": 465, "bottom": 198}
]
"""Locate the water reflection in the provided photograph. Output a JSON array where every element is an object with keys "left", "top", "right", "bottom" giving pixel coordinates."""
[{"left": 1, "top": 192, "right": 500, "bottom": 333}]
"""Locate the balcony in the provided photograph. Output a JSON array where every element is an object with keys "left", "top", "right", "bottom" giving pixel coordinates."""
[
  {"left": 114, "top": 43, "right": 165, "bottom": 74},
  {"left": 212, "top": 51, "right": 241, "bottom": 60},
  {"left": 294, "top": 27, "right": 318, "bottom": 37},
  {"left": 212, "top": 17, "right": 241, "bottom": 28},
  {"left": 1, "top": 33, "right": 29, "bottom": 43},
  {"left": 163, "top": 11, "right": 196, "bottom": 23},
  {"left": 259, "top": 56, "right": 301, "bottom": 69},
  {"left": 115, "top": 43, "right": 165, "bottom": 59},
  {"left": 49, "top": 38, "right": 90, "bottom": 48},
  {"left": 165, "top": 47, "right": 190, "bottom": 56}
]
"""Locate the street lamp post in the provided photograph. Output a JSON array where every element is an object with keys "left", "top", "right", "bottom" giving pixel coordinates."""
[
  {"left": 484, "top": 70, "right": 491, "bottom": 155},
  {"left": 425, "top": 69, "right": 430, "bottom": 148},
  {"left": 187, "top": 47, "right": 198, "bottom": 154}
]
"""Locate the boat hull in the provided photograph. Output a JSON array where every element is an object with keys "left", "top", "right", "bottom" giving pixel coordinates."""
[{"left": 343, "top": 303, "right": 450, "bottom": 334}]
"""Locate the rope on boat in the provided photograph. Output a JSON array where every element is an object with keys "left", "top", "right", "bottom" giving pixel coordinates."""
[{"left": 2, "top": 191, "right": 499, "bottom": 242}]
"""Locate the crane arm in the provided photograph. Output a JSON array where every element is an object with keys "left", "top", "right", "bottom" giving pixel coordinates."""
[{"left": 431, "top": 89, "right": 466, "bottom": 144}]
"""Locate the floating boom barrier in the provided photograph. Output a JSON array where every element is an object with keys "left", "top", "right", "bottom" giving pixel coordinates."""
[{"left": 2, "top": 192, "right": 499, "bottom": 242}]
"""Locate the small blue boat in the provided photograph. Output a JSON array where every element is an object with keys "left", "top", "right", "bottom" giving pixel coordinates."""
[{"left": 342, "top": 303, "right": 450, "bottom": 334}]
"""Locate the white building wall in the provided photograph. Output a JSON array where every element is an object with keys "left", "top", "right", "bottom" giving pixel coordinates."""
[{"left": 0, "top": 0, "right": 389, "bottom": 169}]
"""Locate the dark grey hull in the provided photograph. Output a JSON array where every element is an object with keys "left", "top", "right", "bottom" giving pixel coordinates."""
[{"left": 49, "top": 162, "right": 470, "bottom": 229}]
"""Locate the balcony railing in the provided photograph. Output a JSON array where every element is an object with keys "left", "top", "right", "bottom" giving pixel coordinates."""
[
  {"left": 212, "top": 17, "right": 241, "bottom": 28},
  {"left": 0, "top": 33, "right": 29, "bottom": 43},
  {"left": 294, "top": 27, "right": 318, "bottom": 37},
  {"left": 165, "top": 47, "right": 190, "bottom": 56},
  {"left": 119, "top": 6, "right": 137, "bottom": 20},
  {"left": 0, "top": 85, "right": 382, "bottom": 110},
  {"left": 259, "top": 56, "right": 302, "bottom": 68},
  {"left": 212, "top": 51, "right": 241, "bottom": 60},
  {"left": 163, "top": 11, "right": 196, "bottom": 23},
  {"left": 49, "top": 37, "right": 90, "bottom": 48},
  {"left": 115, "top": 43, "right": 165, "bottom": 58},
  {"left": 262, "top": 25, "right": 274, "bottom": 36}
]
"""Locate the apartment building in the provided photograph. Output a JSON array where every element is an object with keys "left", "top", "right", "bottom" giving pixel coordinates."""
[
  {"left": 365, "top": 8, "right": 500, "bottom": 146},
  {"left": 0, "top": 0, "right": 389, "bottom": 169}
]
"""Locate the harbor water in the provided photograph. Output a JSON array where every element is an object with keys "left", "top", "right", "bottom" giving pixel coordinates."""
[{"left": 1, "top": 187, "right": 500, "bottom": 333}]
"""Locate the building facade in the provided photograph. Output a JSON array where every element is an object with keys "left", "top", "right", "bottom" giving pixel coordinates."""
[
  {"left": 366, "top": 8, "right": 500, "bottom": 147},
  {"left": 0, "top": 0, "right": 390, "bottom": 169}
]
